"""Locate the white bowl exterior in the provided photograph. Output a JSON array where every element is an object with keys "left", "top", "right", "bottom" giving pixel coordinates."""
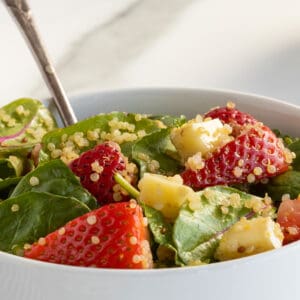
[
  {"left": 71, "top": 88, "right": 300, "bottom": 136},
  {"left": 1, "top": 242, "right": 300, "bottom": 300},
  {"left": 1, "top": 88, "right": 300, "bottom": 300}
]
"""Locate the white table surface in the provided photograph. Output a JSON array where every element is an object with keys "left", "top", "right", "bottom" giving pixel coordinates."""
[{"left": 1, "top": 0, "right": 300, "bottom": 106}]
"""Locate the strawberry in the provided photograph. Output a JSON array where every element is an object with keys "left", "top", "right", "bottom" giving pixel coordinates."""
[
  {"left": 277, "top": 196, "right": 300, "bottom": 245},
  {"left": 70, "top": 141, "right": 135, "bottom": 205},
  {"left": 24, "top": 201, "right": 153, "bottom": 269},
  {"left": 204, "top": 104, "right": 257, "bottom": 136},
  {"left": 182, "top": 124, "right": 292, "bottom": 190}
]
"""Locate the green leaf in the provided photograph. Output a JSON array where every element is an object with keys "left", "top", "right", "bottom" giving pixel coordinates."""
[
  {"left": 0, "top": 155, "right": 24, "bottom": 179},
  {"left": 143, "top": 204, "right": 174, "bottom": 246},
  {"left": 173, "top": 186, "right": 264, "bottom": 265},
  {"left": 132, "top": 129, "right": 183, "bottom": 177},
  {"left": 40, "top": 112, "right": 162, "bottom": 162},
  {"left": 288, "top": 140, "right": 300, "bottom": 170},
  {"left": 149, "top": 115, "right": 186, "bottom": 128},
  {"left": 273, "top": 129, "right": 299, "bottom": 146},
  {"left": 143, "top": 204, "right": 183, "bottom": 266},
  {"left": 0, "top": 98, "right": 57, "bottom": 152},
  {"left": 0, "top": 191, "right": 90, "bottom": 252},
  {"left": 10, "top": 160, "right": 97, "bottom": 209},
  {"left": 259, "top": 170, "right": 300, "bottom": 201},
  {"left": 273, "top": 130, "right": 300, "bottom": 170},
  {"left": 0, "top": 177, "right": 21, "bottom": 201}
]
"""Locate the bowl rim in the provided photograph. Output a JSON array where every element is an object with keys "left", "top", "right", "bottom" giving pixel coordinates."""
[
  {"left": 69, "top": 86, "right": 300, "bottom": 111},
  {"left": 1, "top": 237, "right": 300, "bottom": 276},
  {"left": 2, "top": 86, "right": 300, "bottom": 275}
]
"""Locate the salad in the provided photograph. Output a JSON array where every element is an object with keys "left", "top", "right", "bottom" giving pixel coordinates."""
[{"left": 0, "top": 98, "right": 299, "bottom": 269}]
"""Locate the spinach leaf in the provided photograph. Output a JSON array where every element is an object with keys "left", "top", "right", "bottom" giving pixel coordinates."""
[
  {"left": 149, "top": 115, "right": 186, "bottom": 128},
  {"left": 0, "top": 155, "right": 24, "bottom": 179},
  {"left": 10, "top": 160, "right": 97, "bottom": 209},
  {"left": 273, "top": 129, "right": 299, "bottom": 145},
  {"left": 259, "top": 170, "right": 300, "bottom": 201},
  {"left": 0, "top": 98, "right": 57, "bottom": 152},
  {"left": 143, "top": 204, "right": 183, "bottom": 266},
  {"left": 0, "top": 177, "right": 21, "bottom": 200},
  {"left": 132, "top": 129, "right": 183, "bottom": 177},
  {"left": 273, "top": 130, "right": 300, "bottom": 169},
  {"left": 143, "top": 204, "right": 174, "bottom": 247},
  {"left": 0, "top": 191, "right": 90, "bottom": 253},
  {"left": 173, "top": 186, "right": 265, "bottom": 265},
  {"left": 40, "top": 112, "right": 162, "bottom": 162},
  {"left": 288, "top": 141, "right": 300, "bottom": 170}
]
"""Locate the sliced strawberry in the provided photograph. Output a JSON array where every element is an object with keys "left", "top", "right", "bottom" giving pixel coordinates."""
[
  {"left": 182, "top": 125, "right": 292, "bottom": 190},
  {"left": 70, "top": 141, "right": 136, "bottom": 205},
  {"left": 24, "top": 201, "right": 153, "bottom": 269},
  {"left": 277, "top": 196, "right": 300, "bottom": 245},
  {"left": 204, "top": 105, "right": 257, "bottom": 136}
]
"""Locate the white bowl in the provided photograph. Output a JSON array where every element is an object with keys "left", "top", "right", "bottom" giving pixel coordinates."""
[{"left": 1, "top": 88, "right": 300, "bottom": 300}]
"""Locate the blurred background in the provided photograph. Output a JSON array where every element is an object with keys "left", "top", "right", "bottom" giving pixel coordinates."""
[{"left": 1, "top": 0, "right": 300, "bottom": 105}]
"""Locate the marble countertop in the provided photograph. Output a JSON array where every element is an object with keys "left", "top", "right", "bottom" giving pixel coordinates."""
[{"left": 1, "top": 0, "right": 300, "bottom": 106}]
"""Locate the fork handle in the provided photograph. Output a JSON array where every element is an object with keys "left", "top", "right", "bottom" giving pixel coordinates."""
[{"left": 3, "top": 0, "right": 77, "bottom": 126}]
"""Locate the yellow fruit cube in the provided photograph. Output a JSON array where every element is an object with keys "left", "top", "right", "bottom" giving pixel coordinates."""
[
  {"left": 170, "top": 116, "right": 232, "bottom": 162},
  {"left": 215, "top": 216, "right": 283, "bottom": 261},
  {"left": 138, "top": 173, "right": 195, "bottom": 220}
]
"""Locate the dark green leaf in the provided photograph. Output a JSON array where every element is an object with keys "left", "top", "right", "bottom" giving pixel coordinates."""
[
  {"left": 149, "top": 115, "right": 186, "bottom": 128},
  {"left": 288, "top": 141, "right": 300, "bottom": 170},
  {"left": 40, "top": 112, "right": 162, "bottom": 162},
  {"left": 132, "top": 129, "right": 183, "bottom": 177},
  {"left": 0, "top": 155, "right": 24, "bottom": 179},
  {"left": 0, "top": 177, "right": 21, "bottom": 200},
  {"left": 0, "top": 191, "right": 90, "bottom": 252},
  {"left": 10, "top": 160, "right": 97, "bottom": 209},
  {"left": 0, "top": 98, "right": 57, "bottom": 152},
  {"left": 143, "top": 204, "right": 183, "bottom": 266},
  {"left": 143, "top": 204, "right": 174, "bottom": 246},
  {"left": 173, "top": 186, "right": 264, "bottom": 265},
  {"left": 273, "top": 129, "right": 299, "bottom": 146},
  {"left": 259, "top": 170, "right": 300, "bottom": 201}
]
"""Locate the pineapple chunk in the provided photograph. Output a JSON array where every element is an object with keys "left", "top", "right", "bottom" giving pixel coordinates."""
[
  {"left": 215, "top": 217, "right": 283, "bottom": 261},
  {"left": 138, "top": 173, "right": 195, "bottom": 220},
  {"left": 170, "top": 115, "right": 232, "bottom": 162}
]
